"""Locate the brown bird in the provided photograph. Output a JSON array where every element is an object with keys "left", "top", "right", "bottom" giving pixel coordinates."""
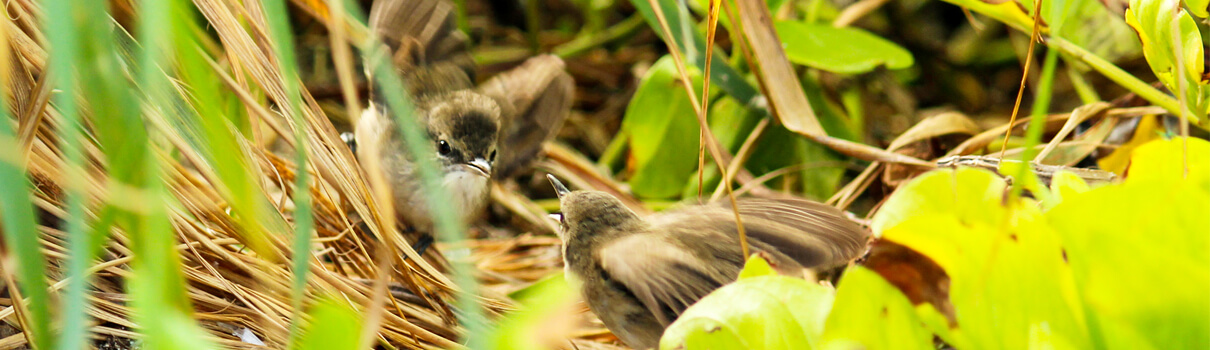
[
  {"left": 356, "top": 0, "right": 574, "bottom": 233},
  {"left": 547, "top": 175, "right": 870, "bottom": 349}
]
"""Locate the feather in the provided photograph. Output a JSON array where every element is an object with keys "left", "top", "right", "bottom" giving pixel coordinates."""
[
  {"left": 597, "top": 234, "right": 738, "bottom": 326},
  {"left": 478, "top": 55, "right": 575, "bottom": 179}
]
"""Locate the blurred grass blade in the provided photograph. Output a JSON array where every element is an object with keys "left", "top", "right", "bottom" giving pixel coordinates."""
[
  {"left": 0, "top": 16, "right": 53, "bottom": 350},
  {"left": 136, "top": 0, "right": 217, "bottom": 349},
  {"left": 298, "top": 296, "right": 364, "bottom": 350},
  {"left": 42, "top": 0, "right": 93, "bottom": 348},
  {"left": 258, "top": 0, "right": 317, "bottom": 345}
]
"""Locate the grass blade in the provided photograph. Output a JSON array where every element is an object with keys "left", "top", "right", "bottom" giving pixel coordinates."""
[{"left": 0, "top": 15, "right": 53, "bottom": 350}]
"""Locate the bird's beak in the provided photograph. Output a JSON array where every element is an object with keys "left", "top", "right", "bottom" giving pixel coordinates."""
[
  {"left": 465, "top": 158, "right": 492, "bottom": 178},
  {"left": 547, "top": 174, "right": 570, "bottom": 198}
]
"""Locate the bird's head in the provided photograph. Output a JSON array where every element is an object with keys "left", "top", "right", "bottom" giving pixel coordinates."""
[
  {"left": 547, "top": 175, "right": 643, "bottom": 242},
  {"left": 424, "top": 91, "right": 501, "bottom": 178}
]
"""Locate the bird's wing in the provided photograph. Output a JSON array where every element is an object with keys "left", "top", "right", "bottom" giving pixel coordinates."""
[
  {"left": 713, "top": 198, "right": 871, "bottom": 268},
  {"left": 368, "top": 0, "right": 473, "bottom": 75},
  {"left": 477, "top": 55, "right": 574, "bottom": 179},
  {"left": 597, "top": 233, "right": 739, "bottom": 326}
]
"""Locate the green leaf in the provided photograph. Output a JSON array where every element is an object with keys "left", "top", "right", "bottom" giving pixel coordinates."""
[
  {"left": 822, "top": 267, "right": 932, "bottom": 350},
  {"left": 1122, "top": 137, "right": 1209, "bottom": 188},
  {"left": 877, "top": 168, "right": 1094, "bottom": 350},
  {"left": 737, "top": 255, "right": 778, "bottom": 279},
  {"left": 1126, "top": 0, "right": 1209, "bottom": 119},
  {"left": 660, "top": 276, "right": 834, "bottom": 350},
  {"left": 298, "top": 297, "right": 363, "bottom": 350},
  {"left": 623, "top": 56, "right": 707, "bottom": 199},
  {"left": 869, "top": 168, "right": 1008, "bottom": 236},
  {"left": 1047, "top": 138, "right": 1210, "bottom": 350},
  {"left": 774, "top": 21, "right": 914, "bottom": 74},
  {"left": 1189, "top": 0, "right": 1209, "bottom": 19}
]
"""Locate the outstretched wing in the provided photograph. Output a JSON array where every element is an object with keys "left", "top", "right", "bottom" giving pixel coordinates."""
[
  {"left": 477, "top": 55, "right": 575, "bottom": 179},
  {"left": 367, "top": 0, "right": 473, "bottom": 73},
  {"left": 649, "top": 197, "right": 870, "bottom": 270},
  {"left": 597, "top": 233, "right": 742, "bottom": 326},
  {"left": 717, "top": 197, "right": 871, "bottom": 268}
]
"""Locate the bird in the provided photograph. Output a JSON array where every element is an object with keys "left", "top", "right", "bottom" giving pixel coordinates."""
[
  {"left": 355, "top": 0, "right": 574, "bottom": 234},
  {"left": 546, "top": 175, "right": 871, "bottom": 349}
]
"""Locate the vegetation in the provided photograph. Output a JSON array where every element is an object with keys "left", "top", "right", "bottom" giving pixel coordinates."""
[{"left": 0, "top": 0, "right": 1204, "bottom": 349}]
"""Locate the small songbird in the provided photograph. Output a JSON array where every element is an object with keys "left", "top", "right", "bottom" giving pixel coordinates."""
[
  {"left": 547, "top": 175, "right": 870, "bottom": 349},
  {"left": 357, "top": 0, "right": 574, "bottom": 233}
]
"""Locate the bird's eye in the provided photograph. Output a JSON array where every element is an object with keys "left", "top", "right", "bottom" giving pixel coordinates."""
[
  {"left": 489, "top": 150, "right": 497, "bottom": 161},
  {"left": 437, "top": 140, "right": 452, "bottom": 156},
  {"left": 549, "top": 213, "right": 567, "bottom": 230}
]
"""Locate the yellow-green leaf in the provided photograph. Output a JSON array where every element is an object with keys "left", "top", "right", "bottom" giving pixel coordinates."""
[
  {"left": 1126, "top": 0, "right": 1209, "bottom": 119},
  {"left": 1047, "top": 138, "right": 1210, "bottom": 349},
  {"left": 661, "top": 276, "right": 834, "bottom": 350},
  {"left": 822, "top": 267, "right": 932, "bottom": 350}
]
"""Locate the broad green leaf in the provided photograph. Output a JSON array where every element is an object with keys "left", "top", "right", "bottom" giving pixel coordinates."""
[
  {"left": 298, "top": 297, "right": 363, "bottom": 350},
  {"left": 878, "top": 168, "right": 1093, "bottom": 350},
  {"left": 623, "top": 56, "right": 708, "bottom": 199},
  {"left": 1126, "top": 0, "right": 1209, "bottom": 118},
  {"left": 1047, "top": 138, "right": 1210, "bottom": 350},
  {"left": 822, "top": 267, "right": 932, "bottom": 350},
  {"left": 1122, "top": 137, "right": 1209, "bottom": 188},
  {"left": 1190, "top": 0, "right": 1209, "bottom": 18},
  {"left": 661, "top": 275, "right": 835, "bottom": 350},
  {"left": 775, "top": 21, "right": 914, "bottom": 74},
  {"left": 869, "top": 168, "right": 1008, "bottom": 236}
]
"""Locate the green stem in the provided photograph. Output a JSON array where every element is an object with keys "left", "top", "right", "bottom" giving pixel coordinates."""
[
  {"left": 1063, "top": 60, "right": 1100, "bottom": 104},
  {"left": 553, "top": 15, "right": 646, "bottom": 58},
  {"left": 261, "top": 0, "right": 315, "bottom": 347},
  {"left": 1048, "top": 37, "right": 1200, "bottom": 127}
]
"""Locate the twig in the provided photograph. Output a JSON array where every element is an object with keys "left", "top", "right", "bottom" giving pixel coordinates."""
[
  {"left": 998, "top": 0, "right": 1043, "bottom": 160},
  {"left": 644, "top": 0, "right": 750, "bottom": 257}
]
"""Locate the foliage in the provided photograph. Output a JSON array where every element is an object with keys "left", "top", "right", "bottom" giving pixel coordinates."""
[
  {"left": 1125, "top": 0, "right": 1210, "bottom": 120},
  {"left": 775, "top": 22, "right": 914, "bottom": 74},
  {"left": 622, "top": 56, "right": 710, "bottom": 198},
  {"left": 660, "top": 256, "right": 835, "bottom": 350},
  {"left": 657, "top": 138, "right": 1210, "bottom": 349}
]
